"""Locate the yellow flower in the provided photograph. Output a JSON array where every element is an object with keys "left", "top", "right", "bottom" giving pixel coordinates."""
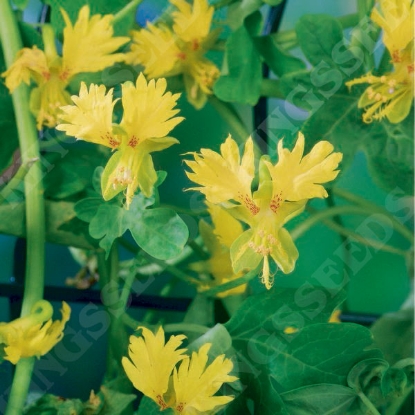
[
  {"left": 346, "top": 61, "right": 414, "bottom": 123},
  {"left": 346, "top": 0, "right": 414, "bottom": 123},
  {"left": 122, "top": 326, "right": 187, "bottom": 409},
  {"left": 57, "top": 74, "right": 184, "bottom": 208},
  {"left": 0, "top": 300, "right": 70, "bottom": 364},
  {"left": 172, "top": 343, "right": 238, "bottom": 414},
  {"left": 127, "top": 0, "right": 220, "bottom": 109},
  {"left": 190, "top": 203, "right": 246, "bottom": 297},
  {"left": 370, "top": 0, "right": 413, "bottom": 63},
  {"left": 2, "top": 6, "right": 128, "bottom": 129},
  {"left": 185, "top": 133, "right": 342, "bottom": 289},
  {"left": 122, "top": 326, "right": 237, "bottom": 413}
]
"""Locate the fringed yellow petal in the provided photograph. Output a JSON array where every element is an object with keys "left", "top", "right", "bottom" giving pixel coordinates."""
[
  {"left": 185, "top": 135, "right": 255, "bottom": 205},
  {"left": 127, "top": 24, "right": 181, "bottom": 77},
  {"left": 171, "top": 0, "right": 214, "bottom": 42},
  {"left": 173, "top": 343, "right": 237, "bottom": 414},
  {"left": 120, "top": 73, "right": 183, "bottom": 143},
  {"left": 265, "top": 132, "right": 342, "bottom": 201},
  {"left": 0, "top": 301, "right": 70, "bottom": 364},
  {"left": 122, "top": 326, "right": 187, "bottom": 409},
  {"left": 61, "top": 5, "right": 129, "bottom": 77},
  {"left": 57, "top": 82, "right": 120, "bottom": 148},
  {"left": 1, "top": 46, "right": 49, "bottom": 92}
]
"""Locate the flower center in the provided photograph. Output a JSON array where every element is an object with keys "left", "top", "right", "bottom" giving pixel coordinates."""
[{"left": 112, "top": 166, "right": 133, "bottom": 189}]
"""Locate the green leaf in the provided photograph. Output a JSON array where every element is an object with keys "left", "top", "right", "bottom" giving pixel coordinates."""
[
  {"left": 345, "top": 357, "right": 415, "bottom": 412},
  {"left": 371, "top": 308, "right": 414, "bottom": 365},
  {"left": 270, "top": 324, "right": 383, "bottom": 391},
  {"left": 89, "top": 203, "right": 127, "bottom": 253},
  {"left": 280, "top": 384, "right": 358, "bottom": 414},
  {"left": 225, "top": 286, "right": 346, "bottom": 336},
  {"left": 295, "top": 14, "right": 345, "bottom": 68},
  {"left": 254, "top": 35, "right": 306, "bottom": 76},
  {"left": 187, "top": 323, "right": 233, "bottom": 357},
  {"left": 94, "top": 386, "right": 136, "bottom": 415},
  {"left": 302, "top": 89, "right": 414, "bottom": 195},
  {"left": 75, "top": 197, "right": 102, "bottom": 222},
  {"left": 364, "top": 111, "right": 414, "bottom": 196},
  {"left": 43, "top": 143, "right": 108, "bottom": 200},
  {"left": 130, "top": 208, "right": 189, "bottom": 260},
  {"left": 19, "top": 22, "right": 44, "bottom": 48},
  {"left": 214, "top": 12, "right": 263, "bottom": 105},
  {"left": 78, "top": 193, "right": 188, "bottom": 259}
]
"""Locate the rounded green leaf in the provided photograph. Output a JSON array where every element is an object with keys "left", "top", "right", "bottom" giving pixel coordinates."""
[{"left": 131, "top": 208, "right": 189, "bottom": 260}]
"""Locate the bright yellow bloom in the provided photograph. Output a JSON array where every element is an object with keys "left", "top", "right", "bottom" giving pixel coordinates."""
[
  {"left": 57, "top": 74, "right": 184, "bottom": 208},
  {"left": 122, "top": 326, "right": 187, "bottom": 409},
  {"left": 2, "top": 6, "right": 128, "bottom": 129},
  {"left": 346, "top": 60, "right": 414, "bottom": 123},
  {"left": 371, "top": 0, "right": 413, "bottom": 63},
  {"left": 122, "top": 326, "right": 237, "bottom": 413},
  {"left": 346, "top": 0, "right": 414, "bottom": 123},
  {"left": 190, "top": 203, "right": 246, "bottom": 297},
  {"left": 0, "top": 300, "right": 70, "bottom": 364},
  {"left": 127, "top": 0, "right": 220, "bottom": 109},
  {"left": 185, "top": 133, "right": 342, "bottom": 289},
  {"left": 172, "top": 343, "right": 238, "bottom": 414}
]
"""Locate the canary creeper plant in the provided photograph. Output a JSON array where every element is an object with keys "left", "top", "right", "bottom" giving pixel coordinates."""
[{"left": 0, "top": 0, "right": 413, "bottom": 414}]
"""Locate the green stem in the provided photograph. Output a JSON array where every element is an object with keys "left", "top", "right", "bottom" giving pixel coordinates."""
[
  {"left": 358, "top": 392, "right": 381, "bottom": 415},
  {"left": 0, "top": 0, "right": 45, "bottom": 315},
  {"left": 333, "top": 188, "right": 414, "bottom": 243},
  {"left": 5, "top": 358, "right": 35, "bottom": 414},
  {"left": 292, "top": 204, "right": 413, "bottom": 246},
  {"left": 113, "top": 0, "right": 144, "bottom": 26},
  {"left": 188, "top": 239, "right": 209, "bottom": 259},
  {"left": 119, "top": 261, "right": 138, "bottom": 310},
  {"left": 158, "top": 203, "right": 207, "bottom": 217},
  {"left": 310, "top": 208, "right": 409, "bottom": 257},
  {"left": 0, "top": 1, "right": 46, "bottom": 413},
  {"left": 260, "top": 79, "right": 284, "bottom": 99},
  {"left": 0, "top": 157, "right": 38, "bottom": 204},
  {"left": 145, "top": 255, "right": 199, "bottom": 285},
  {"left": 98, "top": 247, "right": 128, "bottom": 382}
]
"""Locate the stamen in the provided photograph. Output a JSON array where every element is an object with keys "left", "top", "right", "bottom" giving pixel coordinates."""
[
  {"left": 128, "top": 135, "right": 139, "bottom": 148},
  {"left": 238, "top": 192, "right": 260, "bottom": 215}
]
